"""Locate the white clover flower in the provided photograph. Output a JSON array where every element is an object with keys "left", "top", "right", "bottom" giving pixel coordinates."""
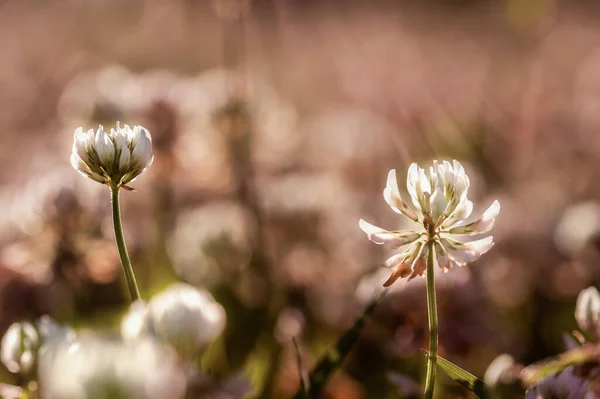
[
  {"left": 0, "top": 321, "right": 39, "bottom": 375},
  {"left": 70, "top": 123, "right": 154, "bottom": 189},
  {"left": 360, "top": 160, "right": 500, "bottom": 286},
  {"left": 38, "top": 334, "right": 186, "bottom": 399},
  {"left": 575, "top": 286, "right": 600, "bottom": 340},
  {"left": 484, "top": 354, "right": 517, "bottom": 389},
  {"left": 122, "top": 283, "right": 226, "bottom": 357}
]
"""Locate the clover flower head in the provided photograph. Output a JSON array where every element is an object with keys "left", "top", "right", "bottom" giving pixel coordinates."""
[
  {"left": 575, "top": 286, "right": 600, "bottom": 340},
  {"left": 121, "top": 284, "right": 226, "bottom": 357},
  {"left": 38, "top": 334, "right": 186, "bottom": 399},
  {"left": 1, "top": 321, "right": 39, "bottom": 375},
  {"left": 70, "top": 122, "right": 154, "bottom": 189},
  {"left": 360, "top": 160, "right": 500, "bottom": 286}
]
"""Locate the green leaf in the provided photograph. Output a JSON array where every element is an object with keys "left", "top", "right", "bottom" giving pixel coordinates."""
[
  {"left": 292, "top": 292, "right": 385, "bottom": 399},
  {"left": 424, "top": 351, "right": 489, "bottom": 398}
]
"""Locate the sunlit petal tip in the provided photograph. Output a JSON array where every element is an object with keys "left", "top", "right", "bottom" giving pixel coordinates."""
[
  {"left": 406, "top": 163, "right": 419, "bottom": 189},
  {"left": 485, "top": 200, "right": 501, "bottom": 219},
  {"left": 73, "top": 127, "right": 84, "bottom": 139},
  {"left": 359, "top": 219, "right": 383, "bottom": 238},
  {"left": 470, "top": 236, "right": 495, "bottom": 255},
  {"left": 387, "top": 168, "right": 397, "bottom": 181},
  {"left": 139, "top": 126, "right": 152, "bottom": 142},
  {"left": 452, "top": 159, "right": 464, "bottom": 173}
]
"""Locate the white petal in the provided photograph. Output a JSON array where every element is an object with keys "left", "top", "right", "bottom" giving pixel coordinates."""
[
  {"left": 441, "top": 236, "right": 494, "bottom": 266},
  {"left": 383, "top": 253, "right": 406, "bottom": 269},
  {"left": 383, "top": 169, "right": 418, "bottom": 221},
  {"left": 131, "top": 126, "right": 154, "bottom": 169},
  {"left": 406, "top": 163, "right": 431, "bottom": 212},
  {"left": 449, "top": 200, "right": 500, "bottom": 235},
  {"left": 407, "top": 243, "right": 428, "bottom": 280},
  {"left": 441, "top": 160, "right": 455, "bottom": 192},
  {"left": 359, "top": 219, "right": 420, "bottom": 248},
  {"left": 452, "top": 160, "right": 470, "bottom": 203},
  {"left": 433, "top": 241, "right": 455, "bottom": 272},
  {"left": 442, "top": 200, "right": 473, "bottom": 228},
  {"left": 429, "top": 161, "right": 447, "bottom": 220},
  {"left": 406, "top": 163, "right": 420, "bottom": 208},
  {"left": 437, "top": 160, "right": 469, "bottom": 218},
  {"left": 84, "top": 129, "right": 95, "bottom": 151},
  {"left": 95, "top": 127, "right": 115, "bottom": 166},
  {"left": 70, "top": 153, "right": 105, "bottom": 183},
  {"left": 126, "top": 124, "right": 137, "bottom": 146},
  {"left": 70, "top": 152, "right": 86, "bottom": 173},
  {"left": 119, "top": 147, "right": 132, "bottom": 173},
  {"left": 575, "top": 286, "right": 600, "bottom": 336},
  {"left": 113, "top": 128, "right": 127, "bottom": 151},
  {"left": 73, "top": 127, "right": 89, "bottom": 163}
]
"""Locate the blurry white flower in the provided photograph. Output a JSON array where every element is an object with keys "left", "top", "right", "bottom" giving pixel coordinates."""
[
  {"left": 122, "top": 283, "right": 226, "bottom": 356},
  {"left": 554, "top": 201, "right": 600, "bottom": 256},
  {"left": 525, "top": 366, "right": 591, "bottom": 399},
  {"left": 168, "top": 202, "right": 254, "bottom": 287},
  {"left": 484, "top": 354, "right": 517, "bottom": 388},
  {"left": 274, "top": 307, "right": 306, "bottom": 344},
  {"left": 38, "top": 334, "right": 186, "bottom": 399},
  {"left": 360, "top": 160, "right": 499, "bottom": 286},
  {"left": 575, "top": 286, "right": 600, "bottom": 339},
  {"left": 70, "top": 123, "right": 154, "bottom": 189},
  {"left": 0, "top": 321, "right": 39, "bottom": 374},
  {"left": 37, "top": 315, "right": 77, "bottom": 343}
]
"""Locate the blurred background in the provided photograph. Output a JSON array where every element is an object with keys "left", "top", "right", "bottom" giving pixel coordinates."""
[{"left": 1, "top": 0, "right": 600, "bottom": 397}]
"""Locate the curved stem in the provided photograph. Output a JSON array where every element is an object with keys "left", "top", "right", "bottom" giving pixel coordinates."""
[
  {"left": 110, "top": 187, "right": 141, "bottom": 301},
  {"left": 424, "top": 241, "right": 438, "bottom": 399}
]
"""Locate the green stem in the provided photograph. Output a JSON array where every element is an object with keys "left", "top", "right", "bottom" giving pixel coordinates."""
[
  {"left": 110, "top": 187, "right": 141, "bottom": 301},
  {"left": 424, "top": 241, "right": 438, "bottom": 399}
]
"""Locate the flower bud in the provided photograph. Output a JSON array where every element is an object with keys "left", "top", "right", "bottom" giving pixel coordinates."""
[
  {"left": 575, "top": 286, "right": 600, "bottom": 339},
  {"left": 122, "top": 284, "right": 226, "bottom": 357},
  {"left": 1, "top": 321, "right": 40, "bottom": 375},
  {"left": 70, "top": 123, "right": 154, "bottom": 189}
]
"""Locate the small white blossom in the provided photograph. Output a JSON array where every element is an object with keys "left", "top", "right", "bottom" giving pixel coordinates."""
[
  {"left": 38, "top": 334, "right": 186, "bottom": 399},
  {"left": 0, "top": 321, "right": 39, "bottom": 375},
  {"left": 484, "top": 354, "right": 517, "bottom": 388},
  {"left": 360, "top": 160, "right": 500, "bottom": 286},
  {"left": 575, "top": 286, "right": 600, "bottom": 340},
  {"left": 122, "top": 283, "right": 226, "bottom": 356},
  {"left": 70, "top": 123, "right": 154, "bottom": 189}
]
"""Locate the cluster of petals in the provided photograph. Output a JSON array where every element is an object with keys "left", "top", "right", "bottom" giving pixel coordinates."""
[
  {"left": 360, "top": 160, "right": 500, "bottom": 286},
  {"left": 121, "top": 283, "right": 226, "bottom": 357},
  {"left": 70, "top": 123, "right": 154, "bottom": 188}
]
